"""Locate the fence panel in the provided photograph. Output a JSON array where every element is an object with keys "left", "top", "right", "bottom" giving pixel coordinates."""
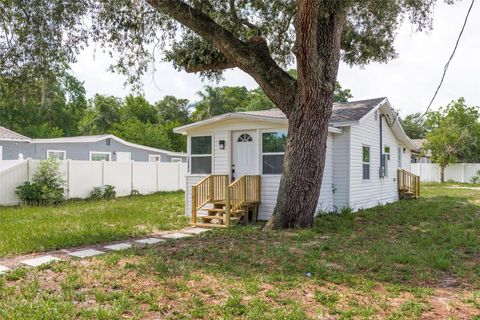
[
  {"left": 0, "top": 159, "right": 187, "bottom": 205},
  {"left": 411, "top": 163, "right": 480, "bottom": 183},
  {"left": 0, "top": 160, "right": 29, "bottom": 205}
]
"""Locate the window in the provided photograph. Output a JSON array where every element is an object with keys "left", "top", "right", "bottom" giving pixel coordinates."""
[
  {"left": 362, "top": 146, "right": 370, "bottom": 180},
  {"left": 262, "top": 131, "right": 287, "bottom": 174},
  {"left": 171, "top": 158, "right": 183, "bottom": 163},
  {"left": 149, "top": 155, "right": 161, "bottom": 162},
  {"left": 191, "top": 136, "right": 212, "bottom": 174},
  {"left": 382, "top": 145, "right": 390, "bottom": 177},
  {"left": 90, "top": 152, "right": 111, "bottom": 161},
  {"left": 237, "top": 134, "right": 253, "bottom": 142},
  {"left": 47, "top": 150, "right": 66, "bottom": 160}
]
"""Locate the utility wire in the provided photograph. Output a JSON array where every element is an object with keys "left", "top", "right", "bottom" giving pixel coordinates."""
[{"left": 418, "top": 0, "right": 475, "bottom": 121}]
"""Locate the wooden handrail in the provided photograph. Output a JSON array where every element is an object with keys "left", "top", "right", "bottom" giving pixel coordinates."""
[
  {"left": 191, "top": 174, "right": 228, "bottom": 224},
  {"left": 397, "top": 169, "right": 420, "bottom": 198},
  {"left": 225, "top": 175, "right": 261, "bottom": 226}
]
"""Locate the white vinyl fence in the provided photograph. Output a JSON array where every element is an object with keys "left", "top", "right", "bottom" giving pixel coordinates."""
[
  {"left": 0, "top": 159, "right": 187, "bottom": 206},
  {"left": 411, "top": 163, "right": 480, "bottom": 183}
]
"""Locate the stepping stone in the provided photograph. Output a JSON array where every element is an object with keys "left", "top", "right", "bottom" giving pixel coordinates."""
[
  {"left": 68, "top": 249, "right": 105, "bottom": 258},
  {"left": 21, "top": 256, "right": 61, "bottom": 267},
  {"left": 104, "top": 243, "right": 132, "bottom": 251},
  {"left": 182, "top": 227, "right": 210, "bottom": 235},
  {"left": 0, "top": 266, "right": 11, "bottom": 274},
  {"left": 161, "top": 232, "right": 193, "bottom": 240},
  {"left": 135, "top": 238, "right": 165, "bottom": 245}
]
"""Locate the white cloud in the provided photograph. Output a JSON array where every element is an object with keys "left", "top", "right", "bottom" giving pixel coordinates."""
[{"left": 71, "top": 1, "right": 479, "bottom": 116}]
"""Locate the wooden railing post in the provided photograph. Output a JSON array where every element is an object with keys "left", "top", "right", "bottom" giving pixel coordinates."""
[
  {"left": 225, "top": 185, "right": 231, "bottom": 227},
  {"left": 191, "top": 185, "right": 197, "bottom": 224},
  {"left": 209, "top": 175, "right": 214, "bottom": 201}
]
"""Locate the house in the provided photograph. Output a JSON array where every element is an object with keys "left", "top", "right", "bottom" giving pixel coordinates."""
[
  {"left": 0, "top": 127, "right": 186, "bottom": 163},
  {"left": 411, "top": 138, "right": 431, "bottom": 163},
  {"left": 174, "top": 97, "right": 418, "bottom": 226}
]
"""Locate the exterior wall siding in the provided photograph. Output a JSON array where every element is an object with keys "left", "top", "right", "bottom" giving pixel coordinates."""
[
  {"left": 0, "top": 139, "right": 185, "bottom": 162},
  {"left": 332, "top": 127, "right": 350, "bottom": 211},
  {"left": 348, "top": 110, "right": 401, "bottom": 210}
]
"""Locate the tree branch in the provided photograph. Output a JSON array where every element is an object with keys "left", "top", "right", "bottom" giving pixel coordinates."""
[
  {"left": 145, "top": 0, "right": 297, "bottom": 113},
  {"left": 185, "top": 59, "right": 235, "bottom": 73},
  {"left": 229, "top": 0, "right": 260, "bottom": 33}
]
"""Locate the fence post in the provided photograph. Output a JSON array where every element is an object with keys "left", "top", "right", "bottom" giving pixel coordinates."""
[
  {"left": 131, "top": 160, "right": 134, "bottom": 195},
  {"left": 27, "top": 158, "right": 33, "bottom": 181},
  {"left": 156, "top": 161, "right": 159, "bottom": 192},
  {"left": 66, "top": 159, "right": 71, "bottom": 200},
  {"left": 462, "top": 163, "right": 466, "bottom": 183},
  {"left": 101, "top": 160, "right": 105, "bottom": 188}
]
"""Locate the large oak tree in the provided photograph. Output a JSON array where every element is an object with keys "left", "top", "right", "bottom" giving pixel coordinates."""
[{"left": 1, "top": 0, "right": 447, "bottom": 228}]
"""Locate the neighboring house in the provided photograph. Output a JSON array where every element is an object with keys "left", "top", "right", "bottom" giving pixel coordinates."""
[
  {"left": 411, "top": 138, "right": 431, "bottom": 163},
  {"left": 174, "top": 97, "right": 417, "bottom": 223},
  {"left": 0, "top": 127, "right": 186, "bottom": 163}
]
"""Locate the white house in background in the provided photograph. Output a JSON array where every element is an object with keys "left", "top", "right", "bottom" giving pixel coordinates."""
[
  {"left": 174, "top": 97, "right": 417, "bottom": 224},
  {"left": 0, "top": 127, "right": 186, "bottom": 163}
]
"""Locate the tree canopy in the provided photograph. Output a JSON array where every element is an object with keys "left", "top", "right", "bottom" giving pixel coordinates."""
[
  {"left": 424, "top": 98, "right": 480, "bottom": 181},
  {"left": 401, "top": 112, "right": 427, "bottom": 139}
]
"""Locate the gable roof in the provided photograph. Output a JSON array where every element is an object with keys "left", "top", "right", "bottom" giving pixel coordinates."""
[
  {"left": 31, "top": 134, "right": 185, "bottom": 157},
  {"left": 174, "top": 97, "right": 386, "bottom": 134},
  {"left": 0, "top": 127, "right": 31, "bottom": 141},
  {"left": 237, "top": 97, "right": 386, "bottom": 124}
]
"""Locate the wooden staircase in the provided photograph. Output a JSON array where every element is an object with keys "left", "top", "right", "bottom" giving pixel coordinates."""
[
  {"left": 191, "top": 175, "right": 261, "bottom": 228},
  {"left": 397, "top": 169, "right": 420, "bottom": 200}
]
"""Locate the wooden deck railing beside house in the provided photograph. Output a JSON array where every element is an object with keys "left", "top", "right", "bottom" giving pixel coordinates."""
[
  {"left": 191, "top": 174, "right": 260, "bottom": 227},
  {"left": 397, "top": 169, "right": 420, "bottom": 199},
  {"left": 191, "top": 175, "right": 228, "bottom": 224}
]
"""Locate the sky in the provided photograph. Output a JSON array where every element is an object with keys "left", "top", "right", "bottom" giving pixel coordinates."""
[{"left": 70, "top": 1, "right": 480, "bottom": 117}]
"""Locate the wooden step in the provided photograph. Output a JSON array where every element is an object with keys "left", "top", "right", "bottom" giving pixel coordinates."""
[
  {"left": 190, "top": 222, "right": 227, "bottom": 228},
  {"left": 199, "top": 215, "right": 240, "bottom": 222},
  {"left": 205, "top": 208, "right": 245, "bottom": 215}
]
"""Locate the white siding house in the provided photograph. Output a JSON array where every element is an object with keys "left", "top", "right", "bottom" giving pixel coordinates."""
[{"left": 175, "top": 97, "right": 417, "bottom": 221}]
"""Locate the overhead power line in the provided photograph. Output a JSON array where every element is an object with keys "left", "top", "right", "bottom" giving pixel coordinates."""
[{"left": 419, "top": 0, "right": 475, "bottom": 121}]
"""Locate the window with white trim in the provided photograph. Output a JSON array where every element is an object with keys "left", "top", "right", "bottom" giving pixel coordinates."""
[
  {"left": 47, "top": 150, "right": 66, "bottom": 160},
  {"left": 171, "top": 158, "right": 182, "bottom": 163},
  {"left": 262, "top": 131, "right": 287, "bottom": 175},
  {"left": 191, "top": 136, "right": 212, "bottom": 174},
  {"left": 90, "top": 152, "right": 111, "bottom": 161},
  {"left": 149, "top": 155, "right": 161, "bottom": 162},
  {"left": 383, "top": 145, "right": 390, "bottom": 177},
  {"left": 362, "top": 146, "right": 370, "bottom": 180}
]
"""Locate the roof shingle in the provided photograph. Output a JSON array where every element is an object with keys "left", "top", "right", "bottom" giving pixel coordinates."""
[
  {"left": 0, "top": 127, "right": 31, "bottom": 141},
  {"left": 239, "top": 97, "right": 386, "bottom": 123}
]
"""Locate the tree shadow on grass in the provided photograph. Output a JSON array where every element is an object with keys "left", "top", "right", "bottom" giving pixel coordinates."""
[{"left": 139, "top": 194, "right": 480, "bottom": 292}]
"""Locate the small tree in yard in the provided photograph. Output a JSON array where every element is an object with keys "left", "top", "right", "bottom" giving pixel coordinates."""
[
  {"left": 16, "top": 159, "right": 65, "bottom": 205},
  {"left": 425, "top": 98, "right": 480, "bottom": 183},
  {"left": 1, "top": 0, "right": 455, "bottom": 228}
]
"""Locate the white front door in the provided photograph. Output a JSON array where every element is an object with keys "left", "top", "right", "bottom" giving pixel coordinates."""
[
  {"left": 232, "top": 131, "right": 257, "bottom": 179},
  {"left": 116, "top": 152, "right": 131, "bottom": 162}
]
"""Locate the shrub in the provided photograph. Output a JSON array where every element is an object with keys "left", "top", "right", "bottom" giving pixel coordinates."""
[
  {"left": 89, "top": 187, "right": 103, "bottom": 200},
  {"left": 471, "top": 170, "right": 480, "bottom": 184},
  {"left": 88, "top": 185, "right": 117, "bottom": 200},
  {"left": 16, "top": 159, "right": 65, "bottom": 205},
  {"left": 103, "top": 185, "right": 116, "bottom": 199}
]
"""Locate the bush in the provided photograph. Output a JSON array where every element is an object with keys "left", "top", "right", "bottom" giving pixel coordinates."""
[
  {"left": 89, "top": 187, "right": 103, "bottom": 200},
  {"left": 89, "top": 185, "right": 117, "bottom": 200},
  {"left": 103, "top": 185, "right": 116, "bottom": 199},
  {"left": 16, "top": 159, "right": 65, "bottom": 205},
  {"left": 471, "top": 170, "right": 480, "bottom": 184}
]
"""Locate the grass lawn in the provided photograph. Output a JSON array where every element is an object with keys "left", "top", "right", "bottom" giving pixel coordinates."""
[
  {"left": 1, "top": 184, "right": 480, "bottom": 319},
  {"left": 0, "top": 192, "right": 188, "bottom": 257}
]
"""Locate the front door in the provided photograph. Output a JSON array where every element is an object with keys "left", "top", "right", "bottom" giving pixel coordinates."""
[{"left": 232, "top": 131, "right": 257, "bottom": 180}]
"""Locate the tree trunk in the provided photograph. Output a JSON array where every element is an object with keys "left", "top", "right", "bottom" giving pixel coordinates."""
[
  {"left": 268, "top": 1, "right": 347, "bottom": 229},
  {"left": 440, "top": 164, "right": 445, "bottom": 183}
]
